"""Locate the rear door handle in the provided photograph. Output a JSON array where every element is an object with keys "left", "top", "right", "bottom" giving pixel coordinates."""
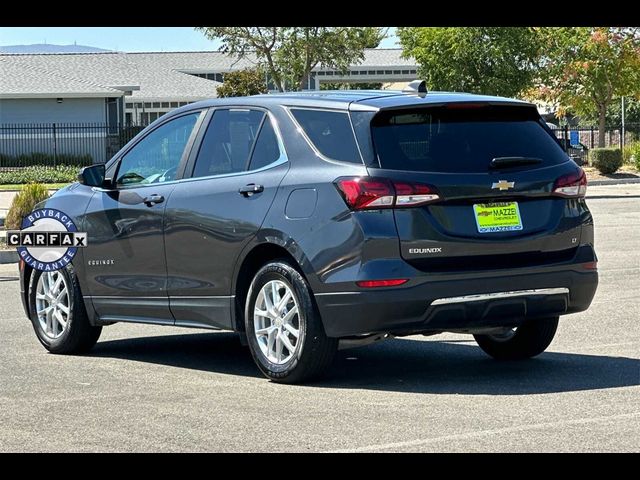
[
  {"left": 143, "top": 194, "right": 164, "bottom": 206},
  {"left": 238, "top": 184, "right": 264, "bottom": 197}
]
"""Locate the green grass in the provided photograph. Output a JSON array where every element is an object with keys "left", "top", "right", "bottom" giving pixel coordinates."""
[{"left": 0, "top": 183, "right": 70, "bottom": 191}]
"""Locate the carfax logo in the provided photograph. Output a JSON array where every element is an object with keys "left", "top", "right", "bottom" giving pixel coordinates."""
[{"left": 7, "top": 208, "right": 88, "bottom": 272}]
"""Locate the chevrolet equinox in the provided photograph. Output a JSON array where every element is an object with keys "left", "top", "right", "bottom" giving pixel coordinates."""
[{"left": 19, "top": 84, "right": 599, "bottom": 383}]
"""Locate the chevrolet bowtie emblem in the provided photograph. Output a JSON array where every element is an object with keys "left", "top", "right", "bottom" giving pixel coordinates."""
[{"left": 492, "top": 180, "right": 515, "bottom": 191}]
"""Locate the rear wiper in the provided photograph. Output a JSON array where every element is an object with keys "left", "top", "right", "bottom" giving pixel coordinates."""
[{"left": 489, "top": 157, "right": 543, "bottom": 169}]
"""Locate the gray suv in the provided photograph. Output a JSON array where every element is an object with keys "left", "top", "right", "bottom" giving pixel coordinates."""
[{"left": 19, "top": 86, "right": 598, "bottom": 383}]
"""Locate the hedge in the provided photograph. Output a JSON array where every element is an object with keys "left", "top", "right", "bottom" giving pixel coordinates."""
[
  {"left": 589, "top": 148, "right": 623, "bottom": 175},
  {"left": 0, "top": 165, "right": 79, "bottom": 184},
  {"left": 0, "top": 152, "right": 93, "bottom": 168}
]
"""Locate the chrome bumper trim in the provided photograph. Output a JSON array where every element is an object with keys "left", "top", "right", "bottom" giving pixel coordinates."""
[{"left": 431, "top": 288, "right": 570, "bottom": 306}]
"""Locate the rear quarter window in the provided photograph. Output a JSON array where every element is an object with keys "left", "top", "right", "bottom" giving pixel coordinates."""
[
  {"left": 290, "top": 108, "right": 362, "bottom": 164},
  {"left": 371, "top": 105, "right": 569, "bottom": 173}
]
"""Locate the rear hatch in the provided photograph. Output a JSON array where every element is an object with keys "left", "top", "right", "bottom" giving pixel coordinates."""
[{"left": 366, "top": 103, "right": 587, "bottom": 272}]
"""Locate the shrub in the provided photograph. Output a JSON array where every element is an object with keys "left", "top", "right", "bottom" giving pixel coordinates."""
[
  {"left": 0, "top": 165, "right": 79, "bottom": 184},
  {"left": 623, "top": 143, "right": 635, "bottom": 164},
  {"left": 5, "top": 183, "right": 51, "bottom": 230},
  {"left": 623, "top": 142, "right": 640, "bottom": 170},
  {"left": 216, "top": 68, "right": 268, "bottom": 98},
  {"left": 589, "top": 148, "right": 623, "bottom": 175}
]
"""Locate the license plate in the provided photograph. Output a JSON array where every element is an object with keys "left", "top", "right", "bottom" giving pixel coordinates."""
[{"left": 473, "top": 202, "right": 523, "bottom": 233}]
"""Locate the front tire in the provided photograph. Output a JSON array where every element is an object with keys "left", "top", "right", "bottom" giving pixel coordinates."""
[
  {"left": 473, "top": 317, "right": 559, "bottom": 360},
  {"left": 28, "top": 264, "right": 102, "bottom": 354},
  {"left": 245, "top": 261, "right": 337, "bottom": 384}
]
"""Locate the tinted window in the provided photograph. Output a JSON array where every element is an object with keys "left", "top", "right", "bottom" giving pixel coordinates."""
[
  {"left": 371, "top": 106, "right": 569, "bottom": 173},
  {"left": 116, "top": 113, "right": 199, "bottom": 187},
  {"left": 193, "top": 109, "right": 264, "bottom": 177},
  {"left": 291, "top": 109, "right": 362, "bottom": 163},
  {"left": 248, "top": 118, "right": 282, "bottom": 170}
]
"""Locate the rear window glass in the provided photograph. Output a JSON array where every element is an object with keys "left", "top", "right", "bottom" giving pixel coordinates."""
[
  {"left": 291, "top": 109, "right": 362, "bottom": 164},
  {"left": 371, "top": 106, "right": 568, "bottom": 173}
]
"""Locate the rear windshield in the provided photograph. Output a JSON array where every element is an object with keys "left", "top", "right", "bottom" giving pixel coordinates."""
[{"left": 371, "top": 105, "right": 568, "bottom": 173}]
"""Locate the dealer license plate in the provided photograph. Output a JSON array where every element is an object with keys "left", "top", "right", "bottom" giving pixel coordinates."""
[{"left": 473, "top": 202, "right": 523, "bottom": 233}]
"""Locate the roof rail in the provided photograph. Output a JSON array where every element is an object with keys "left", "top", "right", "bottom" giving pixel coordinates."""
[{"left": 402, "top": 80, "right": 428, "bottom": 98}]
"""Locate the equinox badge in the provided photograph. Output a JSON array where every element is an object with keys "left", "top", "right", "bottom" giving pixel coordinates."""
[{"left": 492, "top": 180, "right": 515, "bottom": 191}]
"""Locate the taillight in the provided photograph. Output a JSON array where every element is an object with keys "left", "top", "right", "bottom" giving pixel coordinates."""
[
  {"left": 393, "top": 181, "right": 440, "bottom": 207},
  {"left": 334, "top": 177, "right": 395, "bottom": 210},
  {"left": 335, "top": 177, "right": 440, "bottom": 210},
  {"left": 553, "top": 169, "right": 587, "bottom": 198}
]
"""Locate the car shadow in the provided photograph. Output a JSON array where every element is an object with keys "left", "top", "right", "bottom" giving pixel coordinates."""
[{"left": 91, "top": 332, "right": 640, "bottom": 395}]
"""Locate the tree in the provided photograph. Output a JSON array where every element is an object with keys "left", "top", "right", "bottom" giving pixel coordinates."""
[
  {"left": 605, "top": 97, "right": 640, "bottom": 126},
  {"left": 577, "top": 97, "right": 640, "bottom": 127},
  {"left": 320, "top": 82, "right": 383, "bottom": 91},
  {"left": 538, "top": 27, "right": 640, "bottom": 147},
  {"left": 397, "top": 27, "right": 542, "bottom": 98},
  {"left": 215, "top": 68, "right": 268, "bottom": 98},
  {"left": 196, "top": 27, "right": 385, "bottom": 92}
]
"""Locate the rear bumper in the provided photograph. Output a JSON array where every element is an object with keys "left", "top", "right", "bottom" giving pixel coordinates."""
[{"left": 315, "top": 267, "right": 598, "bottom": 337}]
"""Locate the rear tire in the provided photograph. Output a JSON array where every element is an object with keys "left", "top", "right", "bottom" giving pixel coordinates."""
[
  {"left": 28, "top": 264, "right": 102, "bottom": 354},
  {"left": 245, "top": 260, "right": 337, "bottom": 384},
  {"left": 473, "top": 317, "right": 559, "bottom": 360}
]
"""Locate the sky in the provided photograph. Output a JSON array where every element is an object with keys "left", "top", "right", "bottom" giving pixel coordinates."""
[{"left": 0, "top": 27, "right": 399, "bottom": 52}]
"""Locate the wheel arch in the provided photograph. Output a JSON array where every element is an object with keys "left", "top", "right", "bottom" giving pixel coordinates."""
[{"left": 231, "top": 237, "right": 313, "bottom": 333}]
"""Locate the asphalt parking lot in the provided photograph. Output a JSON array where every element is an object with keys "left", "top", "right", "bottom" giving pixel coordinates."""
[{"left": 0, "top": 184, "right": 638, "bottom": 452}]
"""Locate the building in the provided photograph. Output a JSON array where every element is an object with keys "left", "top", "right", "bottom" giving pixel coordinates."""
[
  {"left": 120, "top": 49, "right": 417, "bottom": 124},
  {"left": 0, "top": 49, "right": 417, "bottom": 125},
  {"left": 0, "top": 49, "right": 417, "bottom": 164},
  {"left": 0, "top": 52, "right": 221, "bottom": 126},
  {"left": 0, "top": 54, "right": 136, "bottom": 126}
]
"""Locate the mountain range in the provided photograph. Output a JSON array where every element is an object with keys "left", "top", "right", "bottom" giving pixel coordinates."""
[{"left": 0, "top": 44, "right": 112, "bottom": 54}]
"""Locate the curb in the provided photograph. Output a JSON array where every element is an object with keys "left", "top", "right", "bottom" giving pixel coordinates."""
[
  {"left": 0, "top": 250, "right": 18, "bottom": 264},
  {"left": 588, "top": 178, "right": 640, "bottom": 186}
]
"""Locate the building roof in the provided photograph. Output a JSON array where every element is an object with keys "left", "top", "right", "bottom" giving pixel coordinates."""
[
  {"left": 339, "top": 48, "right": 415, "bottom": 68},
  {"left": 121, "top": 53, "right": 222, "bottom": 101},
  {"left": 0, "top": 49, "right": 415, "bottom": 102},
  {"left": 0, "top": 51, "right": 222, "bottom": 102},
  {"left": 0, "top": 56, "right": 125, "bottom": 98},
  {"left": 126, "top": 51, "right": 257, "bottom": 73},
  {"left": 123, "top": 48, "right": 414, "bottom": 70}
]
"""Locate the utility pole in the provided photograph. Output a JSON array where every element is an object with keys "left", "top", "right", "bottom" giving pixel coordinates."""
[{"left": 621, "top": 96, "right": 626, "bottom": 150}]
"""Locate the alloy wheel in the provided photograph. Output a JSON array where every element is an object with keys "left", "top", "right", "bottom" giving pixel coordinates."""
[
  {"left": 253, "top": 280, "right": 301, "bottom": 364},
  {"left": 35, "top": 271, "right": 70, "bottom": 339}
]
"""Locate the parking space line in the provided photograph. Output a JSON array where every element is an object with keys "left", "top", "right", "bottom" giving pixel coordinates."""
[{"left": 328, "top": 412, "right": 640, "bottom": 453}]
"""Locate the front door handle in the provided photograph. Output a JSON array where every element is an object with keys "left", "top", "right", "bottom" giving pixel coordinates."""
[
  {"left": 143, "top": 194, "right": 164, "bottom": 206},
  {"left": 238, "top": 184, "right": 264, "bottom": 197}
]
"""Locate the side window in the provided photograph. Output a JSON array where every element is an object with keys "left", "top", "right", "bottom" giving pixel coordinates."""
[
  {"left": 248, "top": 117, "right": 282, "bottom": 171},
  {"left": 192, "top": 109, "right": 265, "bottom": 178},
  {"left": 116, "top": 113, "right": 200, "bottom": 187},
  {"left": 290, "top": 109, "right": 362, "bottom": 164}
]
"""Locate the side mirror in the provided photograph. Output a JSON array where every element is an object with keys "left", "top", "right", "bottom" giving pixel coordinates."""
[{"left": 78, "top": 164, "right": 111, "bottom": 188}]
